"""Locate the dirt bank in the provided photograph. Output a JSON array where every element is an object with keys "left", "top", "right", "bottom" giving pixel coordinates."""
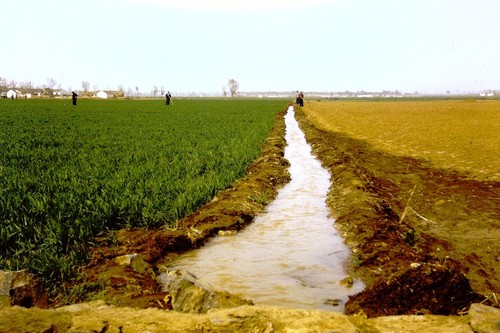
[{"left": 295, "top": 105, "right": 499, "bottom": 317}]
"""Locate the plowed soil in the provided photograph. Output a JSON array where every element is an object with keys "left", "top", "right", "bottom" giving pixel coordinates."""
[
  {"left": 297, "top": 101, "right": 499, "bottom": 317},
  {"left": 49, "top": 101, "right": 499, "bottom": 318}
]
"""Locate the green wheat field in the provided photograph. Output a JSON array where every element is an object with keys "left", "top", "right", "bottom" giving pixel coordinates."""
[{"left": 0, "top": 98, "right": 287, "bottom": 287}]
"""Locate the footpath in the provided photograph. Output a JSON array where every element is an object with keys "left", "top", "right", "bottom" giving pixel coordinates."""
[{"left": 1, "top": 299, "right": 499, "bottom": 333}]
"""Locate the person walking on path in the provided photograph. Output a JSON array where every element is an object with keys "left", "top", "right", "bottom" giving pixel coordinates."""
[
  {"left": 165, "top": 91, "right": 172, "bottom": 105},
  {"left": 72, "top": 92, "right": 78, "bottom": 106}
]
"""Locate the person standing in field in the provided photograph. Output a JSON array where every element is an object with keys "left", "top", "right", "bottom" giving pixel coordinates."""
[
  {"left": 297, "top": 91, "right": 304, "bottom": 107},
  {"left": 165, "top": 91, "right": 172, "bottom": 105},
  {"left": 296, "top": 90, "right": 300, "bottom": 104},
  {"left": 72, "top": 92, "right": 78, "bottom": 106}
]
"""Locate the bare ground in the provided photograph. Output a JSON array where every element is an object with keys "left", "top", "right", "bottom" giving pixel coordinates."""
[{"left": 295, "top": 106, "right": 499, "bottom": 317}]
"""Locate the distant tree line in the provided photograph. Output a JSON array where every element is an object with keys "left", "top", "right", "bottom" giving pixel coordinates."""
[
  {"left": 0, "top": 76, "right": 60, "bottom": 90},
  {"left": 1, "top": 76, "right": 243, "bottom": 98}
]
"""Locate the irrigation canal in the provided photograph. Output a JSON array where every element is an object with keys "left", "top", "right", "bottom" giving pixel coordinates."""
[{"left": 161, "top": 106, "right": 363, "bottom": 311}]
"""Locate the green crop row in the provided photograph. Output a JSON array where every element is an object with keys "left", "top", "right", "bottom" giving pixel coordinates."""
[{"left": 0, "top": 98, "right": 287, "bottom": 289}]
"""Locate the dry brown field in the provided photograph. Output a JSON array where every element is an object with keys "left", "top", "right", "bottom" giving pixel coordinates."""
[
  {"left": 303, "top": 100, "right": 500, "bottom": 181},
  {"left": 298, "top": 100, "right": 499, "bottom": 316}
]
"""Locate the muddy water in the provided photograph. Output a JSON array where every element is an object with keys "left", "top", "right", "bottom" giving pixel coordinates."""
[{"left": 163, "top": 106, "right": 363, "bottom": 311}]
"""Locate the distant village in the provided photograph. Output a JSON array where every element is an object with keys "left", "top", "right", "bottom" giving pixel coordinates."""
[
  {"left": 1, "top": 76, "right": 498, "bottom": 100},
  {"left": 239, "top": 90, "right": 499, "bottom": 99},
  {"left": 3, "top": 87, "right": 499, "bottom": 100},
  {"left": 0, "top": 87, "right": 124, "bottom": 100}
]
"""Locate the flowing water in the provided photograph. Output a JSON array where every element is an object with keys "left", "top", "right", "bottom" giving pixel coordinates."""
[{"left": 161, "top": 106, "right": 363, "bottom": 311}]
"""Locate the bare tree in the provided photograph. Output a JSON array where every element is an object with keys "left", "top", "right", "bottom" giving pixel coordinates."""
[
  {"left": 19, "top": 81, "right": 34, "bottom": 89},
  {"left": 135, "top": 86, "right": 139, "bottom": 97},
  {"left": 228, "top": 79, "right": 239, "bottom": 97},
  {"left": 160, "top": 86, "right": 165, "bottom": 96},
  {"left": 0, "top": 77, "right": 7, "bottom": 87},
  {"left": 152, "top": 85, "right": 159, "bottom": 97},
  {"left": 45, "top": 78, "right": 57, "bottom": 89},
  {"left": 222, "top": 86, "right": 228, "bottom": 97},
  {"left": 82, "top": 81, "right": 90, "bottom": 93}
]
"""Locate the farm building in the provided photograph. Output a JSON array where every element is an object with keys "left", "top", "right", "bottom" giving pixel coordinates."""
[
  {"left": 26, "top": 88, "right": 46, "bottom": 98},
  {"left": 0, "top": 88, "right": 65, "bottom": 99},
  {"left": 21, "top": 88, "right": 46, "bottom": 98},
  {"left": 44, "top": 89, "right": 69, "bottom": 97},
  {"left": 6, "top": 89, "right": 20, "bottom": 99},
  {"left": 96, "top": 90, "right": 109, "bottom": 99},
  {"left": 95, "top": 90, "right": 124, "bottom": 99}
]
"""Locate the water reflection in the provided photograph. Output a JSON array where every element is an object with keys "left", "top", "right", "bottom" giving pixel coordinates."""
[{"left": 163, "top": 106, "right": 363, "bottom": 311}]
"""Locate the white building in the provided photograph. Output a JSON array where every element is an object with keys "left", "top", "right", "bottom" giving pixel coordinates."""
[
  {"left": 96, "top": 90, "right": 108, "bottom": 99},
  {"left": 6, "top": 89, "right": 20, "bottom": 99}
]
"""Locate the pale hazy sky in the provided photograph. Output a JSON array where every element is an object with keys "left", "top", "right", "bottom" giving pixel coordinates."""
[{"left": 2, "top": 0, "right": 499, "bottom": 94}]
